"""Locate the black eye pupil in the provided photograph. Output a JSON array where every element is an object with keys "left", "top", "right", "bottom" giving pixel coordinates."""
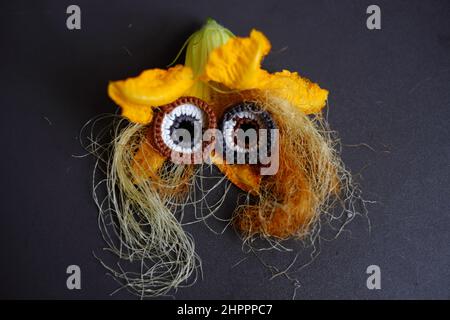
[
  {"left": 170, "top": 117, "right": 198, "bottom": 148},
  {"left": 179, "top": 120, "right": 195, "bottom": 138},
  {"left": 239, "top": 123, "right": 256, "bottom": 132},
  {"left": 174, "top": 119, "right": 195, "bottom": 143}
]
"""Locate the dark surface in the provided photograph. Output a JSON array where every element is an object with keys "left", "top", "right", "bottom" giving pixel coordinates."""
[{"left": 1, "top": 0, "right": 449, "bottom": 299}]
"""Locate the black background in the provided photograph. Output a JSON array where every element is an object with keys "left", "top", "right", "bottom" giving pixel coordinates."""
[{"left": 1, "top": 0, "right": 449, "bottom": 299}]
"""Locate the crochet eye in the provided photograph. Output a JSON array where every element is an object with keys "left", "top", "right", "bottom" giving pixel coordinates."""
[
  {"left": 220, "top": 102, "right": 276, "bottom": 164},
  {"left": 151, "top": 97, "right": 217, "bottom": 158}
]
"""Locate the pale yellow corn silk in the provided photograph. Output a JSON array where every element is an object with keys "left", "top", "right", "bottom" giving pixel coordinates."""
[{"left": 90, "top": 121, "right": 201, "bottom": 297}]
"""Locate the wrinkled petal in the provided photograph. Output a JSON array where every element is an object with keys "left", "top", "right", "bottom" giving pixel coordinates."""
[
  {"left": 115, "top": 100, "right": 153, "bottom": 124},
  {"left": 203, "top": 30, "right": 270, "bottom": 90},
  {"left": 108, "top": 65, "right": 194, "bottom": 124},
  {"left": 211, "top": 154, "right": 261, "bottom": 194},
  {"left": 260, "top": 70, "right": 329, "bottom": 114}
]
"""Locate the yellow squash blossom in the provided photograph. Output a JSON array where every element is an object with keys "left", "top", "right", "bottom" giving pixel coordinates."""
[
  {"left": 202, "top": 30, "right": 271, "bottom": 90},
  {"left": 107, "top": 19, "right": 329, "bottom": 192}
]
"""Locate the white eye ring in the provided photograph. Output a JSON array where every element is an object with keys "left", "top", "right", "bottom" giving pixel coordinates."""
[
  {"left": 220, "top": 102, "right": 276, "bottom": 163},
  {"left": 151, "top": 97, "right": 217, "bottom": 158},
  {"left": 160, "top": 103, "right": 204, "bottom": 154}
]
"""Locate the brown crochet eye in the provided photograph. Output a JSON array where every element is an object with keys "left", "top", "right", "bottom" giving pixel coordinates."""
[
  {"left": 220, "top": 102, "right": 276, "bottom": 163},
  {"left": 151, "top": 97, "right": 217, "bottom": 158}
]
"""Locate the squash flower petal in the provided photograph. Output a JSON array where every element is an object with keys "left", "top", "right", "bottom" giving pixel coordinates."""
[
  {"left": 211, "top": 154, "right": 261, "bottom": 194},
  {"left": 108, "top": 65, "right": 194, "bottom": 124},
  {"left": 260, "top": 70, "right": 329, "bottom": 114},
  {"left": 202, "top": 29, "right": 270, "bottom": 90}
]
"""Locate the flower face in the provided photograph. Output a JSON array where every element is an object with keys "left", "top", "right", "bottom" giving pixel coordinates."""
[{"left": 107, "top": 19, "right": 332, "bottom": 237}]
